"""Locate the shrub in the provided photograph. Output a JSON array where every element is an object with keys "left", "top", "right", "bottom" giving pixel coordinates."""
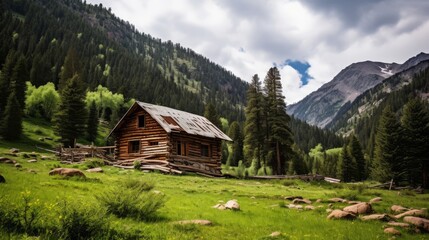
[
  {"left": 97, "top": 179, "right": 164, "bottom": 221},
  {"left": 236, "top": 161, "right": 246, "bottom": 179},
  {"left": 133, "top": 160, "right": 142, "bottom": 170},
  {"left": 84, "top": 158, "right": 104, "bottom": 169}
]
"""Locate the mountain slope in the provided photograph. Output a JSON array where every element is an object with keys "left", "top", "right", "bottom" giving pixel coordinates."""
[{"left": 287, "top": 52, "right": 429, "bottom": 128}]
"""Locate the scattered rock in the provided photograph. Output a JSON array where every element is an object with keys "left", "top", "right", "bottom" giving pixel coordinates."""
[
  {"left": 86, "top": 167, "right": 103, "bottom": 173},
  {"left": 0, "top": 157, "right": 12, "bottom": 163},
  {"left": 4, "top": 153, "right": 17, "bottom": 157},
  {"left": 387, "top": 221, "right": 410, "bottom": 228},
  {"left": 49, "top": 168, "right": 86, "bottom": 178},
  {"left": 343, "top": 202, "right": 372, "bottom": 215},
  {"left": 328, "top": 203, "right": 333, "bottom": 209},
  {"left": 153, "top": 190, "right": 162, "bottom": 194},
  {"left": 326, "top": 209, "right": 333, "bottom": 213},
  {"left": 27, "top": 169, "right": 37, "bottom": 174},
  {"left": 175, "top": 220, "right": 212, "bottom": 226},
  {"left": 10, "top": 148, "right": 19, "bottom": 153},
  {"left": 27, "top": 159, "right": 37, "bottom": 163},
  {"left": 361, "top": 214, "right": 393, "bottom": 222},
  {"left": 284, "top": 196, "right": 302, "bottom": 200},
  {"left": 15, "top": 163, "right": 22, "bottom": 168},
  {"left": 269, "top": 231, "right": 282, "bottom": 237},
  {"left": 316, "top": 199, "right": 322, "bottom": 203},
  {"left": 369, "top": 197, "right": 382, "bottom": 203},
  {"left": 329, "top": 198, "right": 347, "bottom": 203},
  {"left": 395, "top": 209, "right": 427, "bottom": 219},
  {"left": 327, "top": 210, "right": 356, "bottom": 220},
  {"left": 305, "top": 205, "right": 315, "bottom": 210},
  {"left": 0, "top": 174, "right": 5, "bottom": 183},
  {"left": 403, "top": 216, "right": 429, "bottom": 232},
  {"left": 384, "top": 227, "right": 401, "bottom": 235},
  {"left": 295, "top": 205, "right": 303, "bottom": 210},
  {"left": 287, "top": 204, "right": 296, "bottom": 209},
  {"left": 347, "top": 201, "right": 362, "bottom": 205},
  {"left": 21, "top": 153, "right": 30, "bottom": 158},
  {"left": 292, "top": 198, "right": 312, "bottom": 204},
  {"left": 212, "top": 204, "right": 226, "bottom": 210},
  {"left": 40, "top": 156, "right": 50, "bottom": 160},
  {"left": 225, "top": 200, "right": 240, "bottom": 210},
  {"left": 391, "top": 205, "right": 409, "bottom": 213},
  {"left": 29, "top": 152, "right": 38, "bottom": 157}
]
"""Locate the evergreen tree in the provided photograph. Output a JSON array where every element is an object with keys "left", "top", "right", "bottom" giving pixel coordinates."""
[
  {"left": 0, "top": 90, "right": 22, "bottom": 140},
  {"left": 58, "top": 48, "right": 81, "bottom": 91},
  {"left": 204, "top": 102, "right": 221, "bottom": 128},
  {"left": 87, "top": 100, "right": 98, "bottom": 142},
  {"left": 227, "top": 121, "right": 243, "bottom": 166},
  {"left": 370, "top": 106, "right": 403, "bottom": 183},
  {"left": 0, "top": 51, "right": 15, "bottom": 117},
  {"left": 401, "top": 97, "right": 429, "bottom": 187},
  {"left": 263, "top": 67, "right": 294, "bottom": 175},
  {"left": 54, "top": 74, "right": 87, "bottom": 147},
  {"left": 243, "top": 74, "right": 265, "bottom": 168},
  {"left": 348, "top": 134, "right": 366, "bottom": 180},
  {"left": 10, "top": 56, "right": 27, "bottom": 109},
  {"left": 337, "top": 142, "right": 356, "bottom": 182}
]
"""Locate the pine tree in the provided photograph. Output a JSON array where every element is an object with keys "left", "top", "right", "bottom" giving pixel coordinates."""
[
  {"left": 243, "top": 74, "right": 265, "bottom": 168},
  {"left": 370, "top": 106, "right": 403, "bottom": 183},
  {"left": 87, "top": 100, "right": 98, "bottom": 142},
  {"left": 54, "top": 74, "right": 87, "bottom": 147},
  {"left": 10, "top": 56, "right": 27, "bottom": 109},
  {"left": 263, "top": 67, "right": 294, "bottom": 175},
  {"left": 348, "top": 134, "right": 366, "bottom": 180},
  {"left": 337, "top": 142, "right": 356, "bottom": 182},
  {"left": 227, "top": 121, "right": 243, "bottom": 166},
  {"left": 204, "top": 102, "right": 221, "bottom": 128},
  {"left": 58, "top": 48, "right": 81, "bottom": 91},
  {"left": 0, "top": 90, "right": 22, "bottom": 140},
  {"left": 401, "top": 97, "right": 429, "bottom": 187},
  {"left": 0, "top": 51, "right": 16, "bottom": 117}
]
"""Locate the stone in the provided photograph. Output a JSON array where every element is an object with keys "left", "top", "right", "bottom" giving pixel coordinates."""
[
  {"left": 305, "top": 205, "right": 315, "bottom": 210},
  {"left": 285, "top": 196, "right": 302, "bottom": 200},
  {"left": 295, "top": 205, "right": 303, "bottom": 210},
  {"left": 27, "top": 169, "right": 37, "bottom": 174},
  {"left": 270, "top": 231, "right": 282, "bottom": 237},
  {"left": 360, "top": 214, "right": 393, "bottom": 221},
  {"left": 10, "top": 148, "right": 19, "bottom": 153},
  {"left": 343, "top": 202, "right": 372, "bottom": 215},
  {"left": 369, "top": 197, "right": 382, "bottom": 203},
  {"left": 287, "top": 204, "right": 296, "bottom": 209},
  {"left": 328, "top": 203, "right": 333, "bottom": 209},
  {"left": 387, "top": 222, "right": 410, "bottom": 228},
  {"left": 153, "top": 190, "right": 162, "bottom": 194},
  {"left": 326, "top": 209, "right": 333, "bottom": 213},
  {"left": 329, "top": 198, "right": 347, "bottom": 203},
  {"left": 347, "top": 201, "right": 362, "bottom": 205},
  {"left": 391, "top": 205, "right": 409, "bottom": 213},
  {"left": 384, "top": 227, "right": 401, "bottom": 235},
  {"left": 0, "top": 174, "right": 5, "bottom": 183},
  {"left": 316, "top": 199, "right": 322, "bottom": 203},
  {"left": 0, "top": 157, "right": 12, "bottom": 163},
  {"left": 292, "top": 198, "right": 312, "bottom": 204},
  {"left": 175, "top": 220, "right": 212, "bottom": 226},
  {"left": 41, "top": 156, "right": 50, "bottom": 160},
  {"left": 395, "top": 209, "right": 427, "bottom": 219},
  {"left": 327, "top": 210, "right": 356, "bottom": 220},
  {"left": 403, "top": 216, "right": 429, "bottom": 231},
  {"left": 15, "top": 163, "right": 22, "bottom": 168},
  {"left": 27, "top": 159, "right": 37, "bottom": 163},
  {"left": 86, "top": 167, "right": 103, "bottom": 173},
  {"left": 225, "top": 200, "right": 240, "bottom": 210},
  {"left": 49, "top": 168, "right": 86, "bottom": 178}
]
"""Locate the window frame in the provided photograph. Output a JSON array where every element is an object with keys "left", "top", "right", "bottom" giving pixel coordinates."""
[
  {"left": 200, "top": 144, "right": 210, "bottom": 158},
  {"left": 137, "top": 114, "right": 145, "bottom": 128},
  {"left": 128, "top": 140, "right": 141, "bottom": 154}
]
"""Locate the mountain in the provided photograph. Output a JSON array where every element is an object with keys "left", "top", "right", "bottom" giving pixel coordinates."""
[{"left": 287, "top": 52, "right": 429, "bottom": 128}]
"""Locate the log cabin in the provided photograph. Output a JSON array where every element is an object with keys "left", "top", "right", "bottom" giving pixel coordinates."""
[{"left": 108, "top": 101, "right": 232, "bottom": 176}]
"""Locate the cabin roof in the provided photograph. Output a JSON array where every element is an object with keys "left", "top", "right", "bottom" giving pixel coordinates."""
[{"left": 108, "top": 101, "right": 232, "bottom": 141}]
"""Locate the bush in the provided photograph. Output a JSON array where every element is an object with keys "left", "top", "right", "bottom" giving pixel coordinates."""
[
  {"left": 84, "top": 158, "right": 104, "bottom": 169},
  {"left": 133, "top": 160, "right": 142, "bottom": 170},
  {"left": 97, "top": 179, "right": 164, "bottom": 221},
  {"left": 236, "top": 161, "right": 246, "bottom": 179}
]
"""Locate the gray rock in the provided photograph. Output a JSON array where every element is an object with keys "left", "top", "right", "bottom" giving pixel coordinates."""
[
  {"left": 225, "top": 200, "right": 240, "bottom": 210},
  {"left": 27, "top": 159, "right": 37, "bottom": 163},
  {"left": 10, "top": 148, "right": 19, "bottom": 153},
  {"left": 327, "top": 210, "right": 356, "bottom": 220},
  {"left": 343, "top": 202, "right": 372, "bottom": 215},
  {"left": 403, "top": 216, "right": 429, "bottom": 231},
  {"left": 86, "top": 167, "right": 103, "bottom": 173}
]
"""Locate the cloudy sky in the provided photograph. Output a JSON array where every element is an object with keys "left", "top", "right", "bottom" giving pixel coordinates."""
[{"left": 87, "top": 0, "right": 429, "bottom": 104}]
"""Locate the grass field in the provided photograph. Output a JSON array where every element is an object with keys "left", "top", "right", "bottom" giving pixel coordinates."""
[{"left": 1, "top": 119, "right": 428, "bottom": 239}]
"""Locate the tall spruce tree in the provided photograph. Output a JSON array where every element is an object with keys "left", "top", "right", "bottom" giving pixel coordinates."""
[
  {"left": 263, "top": 67, "right": 294, "bottom": 175},
  {"left": 0, "top": 90, "right": 22, "bottom": 140},
  {"left": 204, "top": 102, "right": 221, "bottom": 128},
  {"left": 370, "top": 106, "right": 403, "bottom": 183},
  {"left": 337, "top": 141, "right": 356, "bottom": 182},
  {"left": 87, "top": 100, "right": 99, "bottom": 143},
  {"left": 0, "top": 51, "right": 16, "bottom": 117},
  {"left": 54, "top": 74, "right": 87, "bottom": 147},
  {"left": 58, "top": 48, "right": 81, "bottom": 91},
  {"left": 10, "top": 56, "right": 27, "bottom": 109},
  {"left": 243, "top": 74, "right": 265, "bottom": 168},
  {"left": 348, "top": 134, "right": 366, "bottom": 181},
  {"left": 227, "top": 121, "right": 243, "bottom": 166},
  {"left": 401, "top": 97, "right": 429, "bottom": 187}
]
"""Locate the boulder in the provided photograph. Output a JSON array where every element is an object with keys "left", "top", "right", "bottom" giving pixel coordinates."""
[
  {"left": 316, "top": 199, "right": 322, "bottom": 203},
  {"left": 15, "top": 163, "right": 22, "bottom": 168},
  {"left": 369, "top": 197, "right": 382, "bottom": 203},
  {"left": 360, "top": 214, "right": 393, "bottom": 221},
  {"left": 292, "top": 198, "right": 312, "bottom": 204},
  {"left": 403, "top": 216, "right": 429, "bottom": 231},
  {"left": 270, "top": 231, "right": 282, "bottom": 237},
  {"left": 329, "top": 198, "right": 347, "bottom": 203},
  {"left": 86, "top": 167, "right": 103, "bottom": 173},
  {"left": 0, "top": 157, "right": 13, "bottom": 164},
  {"left": 295, "top": 205, "right": 303, "bottom": 210},
  {"left": 387, "top": 221, "right": 410, "bottom": 228},
  {"left": 395, "top": 209, "right": 427, "bottom": 219},
  {"left": 27, "top": 159, "right": 37, "bottom": 163},
  {"left": 49, "top": 168, "right": 86, "bottom": 178},
  {"left": 10, "top": 148, "right": 19, "bottom": 153},
  {"left": 343, "top": 202, "right": 372, "bottom": 215},
  {"left": 285, "top": 196, "right": 302, "bottom": 200},
  {"left": 225, "top": 200, "right": 240, "bottom": 210},
  {"left": 41, "top": 156, "right": 50, "bottom": 160},
  {"left": 326, "top": 209, "right": 333, "bottom": 213},
  {"left": 212, "top": 204, "right": 226, "bottom": 210},
  {"left": 327, "top": 210, "right": 356, "bottom": 220},
  {"left": 175, "top": 220, "right": 212, "bottom": 226},
  {"left": 384, "top": 227, "right": 401, "bottom": 235},
  {"left": 0, "top": 174, "right": 5, "bottom": 183},
  {"left": 304, "top": 205, "right": 315, "bottom": 210},
  {"left": 391, "top": 205, "right": 409, "bottom": 213},
  {"left": 347, "top": 201, "right": 362, "bottom": 205}
]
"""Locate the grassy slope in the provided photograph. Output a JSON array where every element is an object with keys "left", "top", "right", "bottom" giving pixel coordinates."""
[{"left": 1, "top": 119, "right": 429, "bottom": 239}]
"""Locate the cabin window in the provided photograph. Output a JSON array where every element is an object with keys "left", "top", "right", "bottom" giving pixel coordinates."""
[
  {"left": 201, "top": 144, "right": 210, "bottom": 157},
  {"left": 149, "top": 141, "right": 159, "bottom": 146},
  {"left": 177, "top": 141, "right": 187, "bottom": 156},
  {"left": 128, "top": 140, "right": 140, "bottom": 154},
  {"left": 138, "top": 115, "right": 145, "bottom": 128}
]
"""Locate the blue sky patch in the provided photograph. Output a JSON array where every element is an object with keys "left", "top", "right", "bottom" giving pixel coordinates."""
[{"left": 281, "top": 59, "right": 313, "bottom": 86}]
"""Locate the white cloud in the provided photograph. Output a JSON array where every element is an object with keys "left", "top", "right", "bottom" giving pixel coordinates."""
[{"left": 87, "top": 0, "right": 429, "bottom": 104}]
